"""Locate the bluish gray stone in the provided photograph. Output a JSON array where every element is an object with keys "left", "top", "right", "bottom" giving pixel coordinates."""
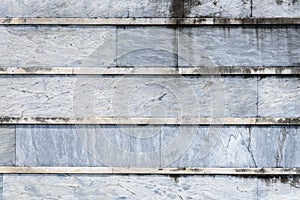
[
  {"left": 16, "top": 125, "right": 300, "bottom": 168},
  {"left": 3, "top": 174, "right": 258, "bottom": 199},
  {"left": 250, "top": 126, "right": 300, "bottom": 168},
  {"left": 179, "top": 26, "right": 300, "bottom": 67},
  {"left": 184, "top": 0, "right": 251, "bottom": 18},
  {"left": 117, "top": 27, "right": 177, "bottom": 67},
  {"left": 0, "top": 126, "right": 15, "bottom": 166},
  {"left": 0, "top": 26, "right": 116, "bottom": 67},
  {"left": 0, "top": 175, "right": 2, "bottom": 200},
  {"left": 0, "top": 76, "right": 257, "bottom": 118},
  {"left": 253, "top": 0, "right": 300, "bottom": 17},
  {"left": 166, "top": 126, "right": 300, "bottom": 168},
  {"left": 258, "top": 77, "right": 300, "bottom": 117}
]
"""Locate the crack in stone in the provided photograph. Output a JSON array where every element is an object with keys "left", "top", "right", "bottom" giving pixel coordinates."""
[{"left": 246, "top": 128, "right": 257, "bottom": 167}]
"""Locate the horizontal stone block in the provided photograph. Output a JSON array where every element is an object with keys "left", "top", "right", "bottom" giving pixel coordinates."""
[
  {"left": 0, "top": 76, "right": 257, "bottom": 118},
  {"left": 1, "top": 26, "right": 299, "bottom": 68},
  {"left": 169, "top": 126, "right": 300, "bottom": 168},
  {"left": 0, "top": 26, "right": 116, "bottom": 67},
  {"left": 3, "top": 174, "right": 300, "bottom": 199},
  {"left": 16, "top": 125, "right": 300, "bottom": 167},
  {"left": 253, "top": 0, "right": 300, "bottom": 17},
  {"left": 184, "top": 0, "right": 251, "bottom": 18},
  {"left": 258, "top": 77, "right": 300, "bottom": 117},
  {"left": 0, "top": 126, "right": 15, "bottom": 166},
  {"left": 179, "top": 26, "right": 300, "bottom": 67},
  {"left": 0, "top": 0, "right": 173, "bottom": 18},
  {"left": 117, "top": 27, "right": 177, "bottom": 67},
  {"left": 3, "top": 174, "right": 258, "bottom": 199},
  {"left": 0, "top": 0, "right": 254, "bottom": 18}
]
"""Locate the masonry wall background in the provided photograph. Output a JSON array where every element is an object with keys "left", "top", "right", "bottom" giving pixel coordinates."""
[{"left": 0, "top": 0, "right": 299, "bottom": 199}]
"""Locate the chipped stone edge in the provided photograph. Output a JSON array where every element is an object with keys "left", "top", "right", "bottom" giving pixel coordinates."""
[
  {"left": 0, "top": 167, "right": 299, "bottom": 175},
  {"left": 0, "top": 67, "right": 299, "bottom": 75},
  {"left": 0, "top": 117, "right": 299, "bottom": 125},
  {"left": 0, "top": 18, "right": 299, "bottom": 25}
]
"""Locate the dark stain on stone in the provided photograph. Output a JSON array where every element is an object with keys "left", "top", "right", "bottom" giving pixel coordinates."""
[
  {"left": 170, "top": 0, "right": 185, "bottom": 18},
  {"left": 276, "top": 0, "right": 284, "bottom": 5},
  {"left": 276, "top": 0, "right": 298, "bottom": 5},
  {"left": 2, "top": 18, "right": 12, "bottom": 24},
  {"left": 158, "top": 93, "right": 167, "bottom": 101},
  {"left": 169, "top": 174, "right": 181, "bottom": 183},
  {"left": 169, "top": 0, "right": 200, "bottom": 24},
  {"left": 0, "top": 117, "right": 14, "bottom": 123}
]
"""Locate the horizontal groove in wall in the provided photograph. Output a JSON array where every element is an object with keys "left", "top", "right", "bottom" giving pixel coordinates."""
[
  {"left": 0, "top": 117, "right": 299, "bottom": 125},
  {"left": 0, "top": 66, "right": 299, "bottom": 75},
  {"left": 0, "top": 167, "right": 299, "bottom": 175},
  {"left": 0, "top": 18, "right": 299, "bottom": 25}
]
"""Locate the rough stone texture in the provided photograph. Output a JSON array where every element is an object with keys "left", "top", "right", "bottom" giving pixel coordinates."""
[
  {"left": 16, "top": 125, "right": 300, "bottom": 167},
  {"left": 117, "top": 27, "right": 177, "bottom": 67},
  {"left": 258, "top": 176, "right": 300, "bottom": 199},
  {"left": 3, "top": 174, "right": 259, "bottom": 199},
  {"left": 167, "top": 126, "right": 300, "bottom": 168},
  {"left": 3, "top": 174, "right": 300, "bottom": 199},
  {"left": 0, "top": 26, "right": 116, "bottom": 67},
  {"left": 0, "top": 126, "right": 15, "bottom": 166},
  {"left": 184, "top": 0, "right": 251, "bottom": 18},
  {"left": 251, "top": 126, "right": 300, "bottom": 168},
  {"left": 253, "top": 0, "right": 300, "bottom": 17},
  {"left": 0, "top": 76, "right": 257, "bottom": 118},
  {"left": 0, "top": 0, "right": 174, "bottom": 18},
  {"left": 1, "top": 26, "right": 299, "bottom": 68},
  {"left": 179, "top": 26, "right": 300, "bottom": 67},
  {"left": 258, "top": 77, "right": 300, "bottom": 118}
]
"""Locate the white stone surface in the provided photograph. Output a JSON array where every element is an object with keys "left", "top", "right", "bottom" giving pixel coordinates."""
[
  {"left": 0, "top": 0, "right": 173, "bottom": 18},
  {"left": 253, "top": 0, "right": 300, "bottom": 17},
  {"left": 3, "top": 174, "right": 259, "bottom": 199},
  {"left": 0, "top": 26, "right": 116, "bottom": 67},
  {"left": 258, "top": 77, "right": 300, "bottom": 117},
  {"left": 184, "top": 0, "right": 251, "bottom": 18},
  {"left": 0, "top": 76, "right": 257, "bottom": 118}
]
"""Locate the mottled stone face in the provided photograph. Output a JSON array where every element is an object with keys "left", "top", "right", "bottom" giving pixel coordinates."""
[{"left": 0, "top": 0, "right": 299, "bottom": 199}]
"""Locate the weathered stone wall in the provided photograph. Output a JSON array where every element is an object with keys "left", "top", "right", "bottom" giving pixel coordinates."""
[
  {"left": 0, "top": 0, "right": 299, "bottom": 18},
  {"left": 0, "top": 0, "right": 299, "bottom": 199}
]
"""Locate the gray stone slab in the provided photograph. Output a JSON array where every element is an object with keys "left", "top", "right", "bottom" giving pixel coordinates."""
[
  {"left": 0, "top": 175, "right": 2, "bottom": 200},
  {"left": 250, "top": 126, "right": 300, "bottom": 168},
  {"left": 166, "top": 126, "right": 300, "bottom": 168},
  {"left": 117, "top": 27, "right": 177, "bottom": 67},
  {"left": 253, "top": 0, "right": 300, "bottom": 18},
  {"left": 3, "top": 174, "right": 258, "bottom": 199},
  {"left": 0, "top": 26, "right": 116, "bottom": 67},
  {"left": 0, "top": 76, "right": 257, "bottom": 118},
  {"left": 179, "top": 26, "right": 300, "bottom": 67},
  {"left": 258, "top": 77, "right": 300, "bottom": 118},
  {"left": 0, "top": 126, "right": 15, "bottom": 166},
  {"left": 184, "top": 0, "right": 251, "bottom": 18},
  {"left": 258, "top": 176, "right": 300, "bottom": 200},
  {"left": 16, "top": 125, "right": 300, "bottom": 168},
  {"left": 0, "top": 0, "right": 174, "bottom": 18},
  {"left": 16, "top": 125, "right": 165, "bottom": 167}
]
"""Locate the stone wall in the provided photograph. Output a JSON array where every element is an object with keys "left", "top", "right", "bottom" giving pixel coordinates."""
[{"left": 0, "top": 0, "right": 299, "bottom": 199}]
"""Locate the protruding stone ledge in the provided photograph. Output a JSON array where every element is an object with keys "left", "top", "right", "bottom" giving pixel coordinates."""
[
  {"left": 0, "top": 66, "right": 299, "bottom": 75},
  {"left": 0, "top": 117, "right": 299, "bottom": 125},
  {"left": 0, "top": 18, "right": 299, "bottom": 25},
  {"left": 0, "top": 167, "right": 300, "bottom": 175}
]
